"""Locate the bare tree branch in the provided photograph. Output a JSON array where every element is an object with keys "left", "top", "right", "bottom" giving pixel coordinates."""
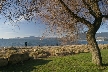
[
  {"left": 102, "top": 15, "right": 108, "bottom": 18},
  {"left": 87, "top": 0, "right": 102, "bottom": 18},
  {"left": 59, "top": 0, "right": 92, "bottom": 27},
  {"left": 82, "top": 0, "right": 97, "bottom": 18}
]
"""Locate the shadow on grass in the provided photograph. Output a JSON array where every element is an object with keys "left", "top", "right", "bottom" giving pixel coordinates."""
[{"left": 0, "top": 59, "right": 52, "bottom": 72}]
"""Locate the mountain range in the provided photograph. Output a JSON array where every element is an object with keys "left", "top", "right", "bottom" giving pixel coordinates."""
[{"left": 79, "top": 32, "right": 108, "bottom": 40}]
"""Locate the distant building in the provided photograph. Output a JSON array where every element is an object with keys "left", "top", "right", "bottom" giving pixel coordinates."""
[
  {"left": 96, "top": 37, "right": 104, "bottom": 41},
  {"left": 96, "top": 37, "right": 108, "bottom": 41},
  {"left": 23, "top": 36, "right": 39, "bottom": 39},
  {"left": 29, "top": 36, "right": 36, "bottom": 39},
  {"left": 16, "top": 37, "right": 20, "bottom": 39}
]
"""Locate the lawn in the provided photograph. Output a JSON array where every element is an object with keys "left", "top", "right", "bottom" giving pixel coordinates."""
[{"left": 0, "top": 49, "right": 108, "bottom": 72}]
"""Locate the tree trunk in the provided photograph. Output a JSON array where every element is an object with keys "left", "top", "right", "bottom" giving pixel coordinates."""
[{"left": 86, "top": 29, "right": 102, "bottom": 66}]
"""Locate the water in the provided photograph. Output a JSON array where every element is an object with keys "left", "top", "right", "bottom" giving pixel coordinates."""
[
  {"left": 0, "top": 39, "right": 108, "bottom": 47},
  {"left": 0, "top": 38, "right": 60, "bottom": 47},
  {"left": 78, "top": 40, "right": 108, "bottom": 45}
]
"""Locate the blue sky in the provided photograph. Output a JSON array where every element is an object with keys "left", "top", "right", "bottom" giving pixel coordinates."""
[
  {"left": 0, "top": 15, "right": 47, "bottom": 39},
  {"left": 0, "top": 15, "right": 108, "bottom": 39},
  {"left": 98, "top": 20, "right": 108, "bottom": 33}
]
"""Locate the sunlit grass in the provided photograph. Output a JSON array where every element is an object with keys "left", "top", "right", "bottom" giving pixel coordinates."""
[{"left": 0, "top": 49, "right": 108, "bottom": 72}]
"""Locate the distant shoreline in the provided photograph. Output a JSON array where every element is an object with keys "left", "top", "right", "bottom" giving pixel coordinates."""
[{"left": 0, "top": 38, "right": 108, "bottom": 47}]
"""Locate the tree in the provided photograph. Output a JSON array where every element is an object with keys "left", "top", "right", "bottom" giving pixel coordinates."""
[{"left": 1, "top": 0, "right": 108, "bottom": 66}]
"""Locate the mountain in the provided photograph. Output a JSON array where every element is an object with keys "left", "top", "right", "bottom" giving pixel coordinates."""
[{"left": 79, "top": 32, "right": 108, "bottom": 40}]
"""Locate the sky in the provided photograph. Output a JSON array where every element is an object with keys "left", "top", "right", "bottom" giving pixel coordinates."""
[
  {"left": 0, "top": 1, "right": 108, "bottom": 39},
  {"left": 0, "top": 15, "right": 47, "bottom": 39},
  {"left": 0, "top": 15, "right": 108, "bottom": 39},
  {"left": 97, "top": 20, "right": 108, "bottom": 33}
]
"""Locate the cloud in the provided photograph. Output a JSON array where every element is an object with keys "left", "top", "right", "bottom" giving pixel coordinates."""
[
  {"left": 4, "top": 32, "right": 14, "bottom": 34},
  {"left": 0, "top": 16, "right": 26, "bottom": 31},
  {"left": 2, "top": 15, "right": 25, "bottom": 24}
]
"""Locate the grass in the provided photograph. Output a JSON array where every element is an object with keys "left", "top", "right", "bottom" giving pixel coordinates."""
[{"left": 0, "top": 49, "right": 108, "bottom": 72}]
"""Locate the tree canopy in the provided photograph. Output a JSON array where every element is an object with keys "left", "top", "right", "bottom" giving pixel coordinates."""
[
  {"left": 1, "top": 0, "right": 108, "bottom": 66},
  {"left": 0, "top": 0, "right": 108, "bottom": 40}
]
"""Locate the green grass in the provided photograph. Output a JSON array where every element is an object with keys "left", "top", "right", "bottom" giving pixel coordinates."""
[{"left": 0, "top": 49, "right": 108, "bottom": 72}]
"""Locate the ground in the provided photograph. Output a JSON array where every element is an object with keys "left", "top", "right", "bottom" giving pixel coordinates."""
[{"left": 0, "top": 49, "right": 108, "bottom": 72}]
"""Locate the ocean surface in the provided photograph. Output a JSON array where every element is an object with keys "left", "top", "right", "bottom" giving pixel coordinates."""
[
  {"left": 0, "top": 38, "right": 60, "bottom": 47},
  {"left": 0, "top": 39, "right": 108, "bottom": 47}
]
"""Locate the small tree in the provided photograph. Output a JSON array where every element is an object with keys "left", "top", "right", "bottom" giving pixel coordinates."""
[{"left": 1, "top": 0, "right": 108, "bottom": 66}]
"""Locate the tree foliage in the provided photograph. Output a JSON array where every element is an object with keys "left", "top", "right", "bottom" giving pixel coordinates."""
[
  {"left": 0, "top": 0, "right": 108, "bottom": 40},
  {"left": 1, "top": 0, "right": 108, "bottom": 65}
]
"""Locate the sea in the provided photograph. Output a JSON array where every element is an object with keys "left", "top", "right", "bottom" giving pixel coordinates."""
[
  {"left": 0, "top": 39, "right": 108, "bottom": 47},
  {"left": 0, "top": 38, "right": 60, "bottom": 47}
]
